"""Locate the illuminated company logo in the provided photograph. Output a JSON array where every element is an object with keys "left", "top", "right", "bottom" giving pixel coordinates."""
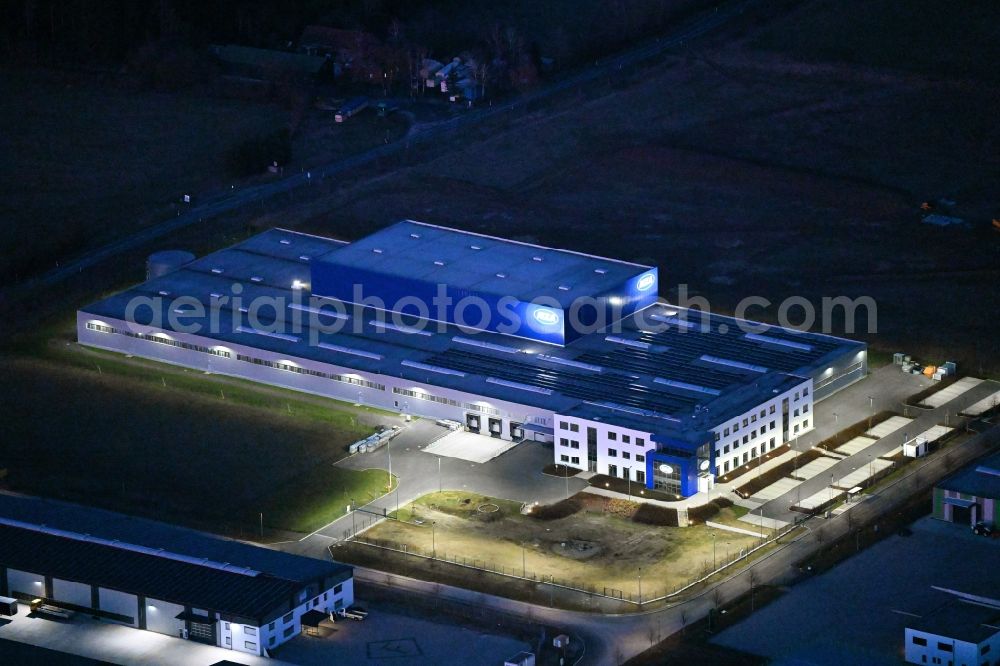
[
  {"left": 533, "top": 308, "right": 560, "bottom": 326},
  {"left": 637, "top": 273, "right": 656, "bottom": 292},
  {"left": 658, "top": 464, "right": 674, "bottom": 475}
]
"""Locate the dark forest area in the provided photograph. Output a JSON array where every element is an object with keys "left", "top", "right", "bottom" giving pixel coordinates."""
[{"left": 0, "top": 0, "right": 706, "bottom": 75}]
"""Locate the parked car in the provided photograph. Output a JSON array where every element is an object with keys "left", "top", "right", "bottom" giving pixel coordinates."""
[
  {"left": 972, "top": 521, "right": 994, "bottom": 537},
  {"left": 346, "top": 605, "right": 368, "bottom": 617}
]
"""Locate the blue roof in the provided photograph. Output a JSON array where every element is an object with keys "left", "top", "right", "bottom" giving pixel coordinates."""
[
  {"left": 313, "top": 220, "right": 651, "bottom": 309},
  {"left": 79, "top": 226, "right": 865, "bottom": 441},
  {"left": 937, "top": 451, "right": 1000, "bottom": 500}
]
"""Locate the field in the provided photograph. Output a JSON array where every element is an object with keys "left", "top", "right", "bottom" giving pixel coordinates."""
[
  {"left": 342, "top": 491, "right": 761, "bottom": 606},
  {"left": 241, "top": 2, "right": 999, "bottom": 375},
  {"left": 0, "top": 67, "right": 408, "bottom": 283},
  {"left": 0, "top": 351, "right": 394, "bottom": 538}
]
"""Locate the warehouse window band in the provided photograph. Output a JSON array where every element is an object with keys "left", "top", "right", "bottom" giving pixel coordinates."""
[
  {"left": 86, "top": 322, "right": 231, "bottom": 357},
  {"left": 235, "top": 353, "right": 385, "bottom": 391},
  {"left": 393, "top": 387, "right": 501, "bottom": 416},
  {"left": 814, "top": 361, "right": 864, "bottom": 391}
]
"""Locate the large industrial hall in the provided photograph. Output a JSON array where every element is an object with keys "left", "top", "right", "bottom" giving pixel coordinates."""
[{"left": 77, "top": 220, "right": 867, "bottom": 498}]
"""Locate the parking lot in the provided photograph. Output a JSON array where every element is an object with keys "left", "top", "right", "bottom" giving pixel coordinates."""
[{"left": 274, "top": 605, "right": 531, "bottom": 665}]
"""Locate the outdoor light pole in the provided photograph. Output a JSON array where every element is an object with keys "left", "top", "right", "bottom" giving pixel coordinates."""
[
  {"left": 387, "top": 436, "right": 393, "bottom": 492},
  {"left": 626, "top": 468, "right": 631, "bottom": 499},
  {"left": 522, "top": 543, "right": 526, "bottom": 577},
  {"left": 637, "top": 567, "right": 642, "bottom": 604},
  {"left": 564, "top": 464, "right": 569, "bottom": 499},
  {"left": 438, "top": 457, "right": 442, "bottom": 493},
  {"left": 431, "top": 521, "right": 436, "bottom": 558},
  {"left": 259, "top": 512, "right": 263, "bottom": 539},
  {"left": 712, "top": 532, "right": 717, "bottom": 569}
]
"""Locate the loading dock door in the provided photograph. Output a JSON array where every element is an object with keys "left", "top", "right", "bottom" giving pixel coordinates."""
[
  {"left": 466, "top": 413, "right": 481, "bottom": 433},
  {"left": 488, "top": 417, "right": 502, "bottom": 438},
  {"left": 510, "top": 422, "right": 524, "bottom": 441}
]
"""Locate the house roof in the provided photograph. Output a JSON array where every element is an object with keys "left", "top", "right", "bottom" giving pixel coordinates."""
[
  {"left": 0, "top": 523, "right": 333, "bottom": 624},
  {"left": 937, "top": 450, "right": 1000, "bottom": 500},
  {"left": 0, "top": 493, "right": 349, "bottom": 589},
  {"left": 910, "top": 599, "right": 1000, "bottom": 644}
]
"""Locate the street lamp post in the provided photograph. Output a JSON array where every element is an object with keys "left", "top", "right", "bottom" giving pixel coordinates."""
[
  {"left": 712, "top": 532, "right": 717, "bottom": 569},
  {"left": 431, "top": 521, "right": 436, "bottom": 558},
  {"left": 438, "top": 457, "right": 442, "bottom": 493},
  {"left": 522, "top": 543, "right": 526, "bottom": 577},
  {"left": 387, "top": 436, "right": 393, "bottom": 492},
  {"left": 637, "top": 567, "right": 642, "bottom": 604},
  {"left": 867, "top": 395, "right": 874, "bottom": 430},
  {"left": 626, "top": 468, "right": 631, "bottom": 499}
]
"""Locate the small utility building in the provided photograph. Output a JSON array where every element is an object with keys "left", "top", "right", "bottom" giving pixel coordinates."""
[{"left": 933, "top": 450, "right": 1000, "bottom": 527}]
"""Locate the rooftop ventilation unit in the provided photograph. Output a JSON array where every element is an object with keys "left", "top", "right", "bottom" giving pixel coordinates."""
[
  {"left": 402, "top": 360, "right": 466, "bottom": 377},
  {"left": 486, "top": 377, "right": 552, "bottom": 395},
  {"left": 605, "top": 335, "right": 650, "bottom": 350},
  {"left": 279, "top": 239, "right": 291, "bottom": 245},
  {"left": 699, "top": 355, "right": 768, "bottom": 373},
  {"left": 537, "top": 355, "right": 603, "bottom": 372},
  {"left": 452, "top": 336, "right": 520, "bottom": 354},
  {"left": 235, "top": 326, "right": 300, "bottom": 342},
  {"left": 654, "top": 377, "right": 721, "bottom": 396},
  {"left": 317, "top": 342, "right": 382, "bottom": 360},
  {"left": 288, "top": 302, "right": 349, "bottom": 320},
  {"left": 369, "top": 320, "right": 432, "bottom": 336},
  {"left": 745, "top": 333, "right": 812, "bottom": 352}
]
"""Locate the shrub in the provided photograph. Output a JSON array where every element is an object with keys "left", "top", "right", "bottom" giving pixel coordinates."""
[
  {"left": 688, "top": 497, "right": 735, "bottom": 525},
  {"left": 632, "top": 504, "right": 679, "bottom": 526},
  {"left": 529, "top": 498, "right": 582, "bottom": 520},
  {"left": 605, "top": 498, "right": 640, "bottom": 519}
]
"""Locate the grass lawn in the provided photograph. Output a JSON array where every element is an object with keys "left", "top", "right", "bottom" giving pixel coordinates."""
[
  {"left": 354, "top": 491, "right": 761, "bottom": 601},
  {"left": 0, "top": 355, "right": 392, "bottom": 537}
]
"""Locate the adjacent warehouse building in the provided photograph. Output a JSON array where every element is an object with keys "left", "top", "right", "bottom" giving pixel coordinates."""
[
  {"left": 0, "top": 494, "right": 352, "bottom": 658},
  {"left": 77, "top": 220, "right": 867, "bottom": 497},
  {"left": 933, "top": 450, "right": 999, "bottom": 528}
]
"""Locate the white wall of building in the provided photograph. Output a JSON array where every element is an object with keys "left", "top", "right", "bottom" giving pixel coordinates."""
[
  {"left": 553, "top": 416, "right": 652, "bottom": 482},
  {"left": 145, "top": 597, "right": 185, "bottom": 637},
  {"left": 51, "top": 578, "right": 91, "bottom": 608},
  {"left": 5, "top": 568, "right": 45, "bottom": 598},
  {"left": 225, "top": 578, "right": 354, "bottom": 655},
  {"left": 78, "top": 313, "right": 551, "bottom": 444},
  {"left": 98, "top": 588, "right": 139, "bottom": 626},
  {"left": 904, "top": 627, "right": 995, "bottom": 666},
  {"left": 712, "top": 379, "right": 814, "bottom": 477}
]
